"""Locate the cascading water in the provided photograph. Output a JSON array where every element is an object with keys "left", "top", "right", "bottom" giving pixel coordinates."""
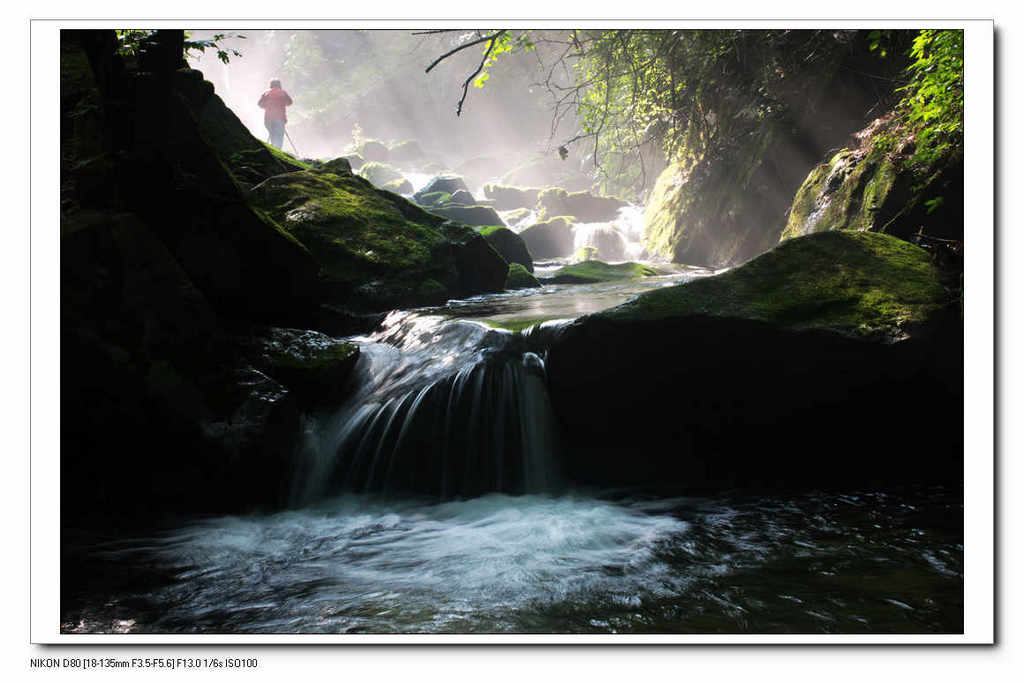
[
  {"left": 291, "top": 312, "right": 564, "bottom": 505},
  {"left": 60, "top": 272, "right": 964, "bottom": 636}
]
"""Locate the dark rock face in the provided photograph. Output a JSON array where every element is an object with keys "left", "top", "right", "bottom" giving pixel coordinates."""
[
  {"left": 519, "top": 217, "right": 574, "bottom": 259},
  {"left": 449, "top": 189, "right": 476, "bottom": 205},
  {"left": 247, "top": 328, "right": 360, "bottom": 409},
  {"left": 545, "top": 232, "right": 963, "bottom": 492},
  {"left": 477, "top": 226, "right": 534, "bottom": 273},
  {"left": 428, "top": 204, "right": 505, "bottom": 227}
]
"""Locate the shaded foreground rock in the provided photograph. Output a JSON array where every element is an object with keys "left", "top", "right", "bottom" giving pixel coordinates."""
[{"left": 546, "top": 231, "right": 963, "bottom": 491}]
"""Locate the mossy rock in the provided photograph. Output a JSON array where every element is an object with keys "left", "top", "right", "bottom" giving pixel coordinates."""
[
  {"left": 449, "top": 189, "right": 476, "bottom": 205},
  {"left": 505, "top": 263, "right": 542, "bottom": 290},
  {"left": 382, "top": 177, "right": 414, "bottom": 195},
  {"left": 573, "top": 245, "right": 599, "bottom": 262},
  {"left": 537, "top": 187, "right": 628, "bottom": 223},
  {"left": 502, "top": 207, "right": 534, "bottom": 227},
  {"left": 359, "top": 161, "right": 405, "bottom": 187},
  {"left": 545, "top": 230, "right": 963, "bottom": 493},
  {"left": 573, "top": 225, "right": 627, "bottom": 261},
  {"left": 416, "top": 191, "right": 452, "bottom": 208},
  {"left": 518, "top": 216, "right": 575, "bottom": 259},
  {"left": 604, "top": 231, "right": 950, "bottom": 341},
  {"left": 414, "top": 175, "right": 470, "bottom": 203},
  {"left": 428, "top": 204, "right": 505, "bottom": 227},
  {"left": 476, "top": 225, "right": 534, "bottom": 272},
  {"left": 248, "top": 170, "right": 506, "bottom": 309},
  {"left": 252, "top": 328, "right": 360, "bottom": 407},
  {"left": 320, "top": 157, "right": 354, "bottom": 175},
  {"left": 544, "top": 260, "right": 661, "bottom": 285},
  {"left": 781, "top": 146, "right": 900, "bottom": 242},
  {"left": 643, "top": 123, "right": 795, "bottom": 268},
  {"left": 483, "top": 183, "right": 542, "bottom": 211}
]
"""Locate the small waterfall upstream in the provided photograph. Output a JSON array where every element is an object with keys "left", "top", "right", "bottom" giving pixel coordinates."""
[{"left": 291, "top": 312, "right": 564, "bottom": 505}]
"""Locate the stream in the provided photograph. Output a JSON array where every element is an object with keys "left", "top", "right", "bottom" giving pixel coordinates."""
[{"left": 60, "top": 271, "right": 963, "bottom": 635}]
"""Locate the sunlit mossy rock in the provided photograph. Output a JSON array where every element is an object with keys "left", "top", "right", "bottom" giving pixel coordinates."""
[
  {"left": 483, "top": 184, "right": 543, "bottom": 211},
  {"left": 382, "top": 177, "right": 414, "bottom": 195},
  {"left": 543, "top": 260, "right": 661, "bottom": 285},
  {"left": 414, "top": 175, "right": 470, "bottom": 203},
  {"left": 248, "top": 169, "right": 507, "bottom": 310},
  {"left": 505, "top": 263, "right": 542, "bottom": 290},
  {"left": 643, "top": 150, "right": 788, "bottom": 269},
  {"left": 536, "top": 188, "right": 628, "bottom": 223},
  {"left": 428, "top": 204, "right": 505, "bottom": 227},
  {"left": 476, "top": 225, "right": 534, "bottom": 273},
  {"left": 519, "top": 216, "right": 575, "bottom": 260},
  {"left": 359, "top": 161, "right": 405, "bottom": 187},
  {"left": 781, "top": 116, "right": 963, "bottom": 245},
  {"left": 546, "top": 231, "right": 963, "bottom": 491},
  {"left": 502, "top": 207, "right": 534, "bottom": 228}
]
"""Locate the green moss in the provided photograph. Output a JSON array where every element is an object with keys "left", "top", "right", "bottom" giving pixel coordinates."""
[
  {"left": 505, "top": 263, "right": 542, "bottom": 290},
  {"left": 483, "top": 316, "right": 553, "bottom": 333},
  {"left": 475, "top": 225, "right": 506, "bottom": 238},
  {"left": 547, "top": 260, "right": 662, "bottom": 284},
  {"left": 418, "top": 191, "right": 452, "bottom": 207},
  {"left": 264, "top": 340, "right": 358, "bottom": 372},
  {"left": 248, "top": 170, "right": 451, "bottom": 287},
  {"left": 573, "top": 245, "right": 599, "bottom": 262},
  {"left": 262, "top": 142, "right": 312, "bottom": 170},
  {"left": 359, "top": 161, "right": 404, "bottom": 187},
  {"left": 603, "top": 231, "right": 950, "bottom": 340}
]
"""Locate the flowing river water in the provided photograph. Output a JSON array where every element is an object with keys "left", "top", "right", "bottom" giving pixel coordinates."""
[{"left": 60, "top": 238, "right": 963, "bottom": 636}]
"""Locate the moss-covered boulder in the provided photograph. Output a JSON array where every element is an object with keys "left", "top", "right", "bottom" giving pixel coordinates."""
[
  {"left": 518, "top": 216, "right": 575, "bottom": 259},
  {"left": 476, "top": 225, "right": 534, "bottom": 273},
  {"left": 416, "top": 191, "right": 452, "bottom": 208},
  {"left": 537, "top": 188, "right": 628, "bottom": 223},
  {"left": 248, "top": 169, "right": 507, "bottom": 310},
  {"left": 546, "top": 231, "right": 963, "bottom": 491},
  {"left": 505, "top": 263, "right": 542, "bottom": 290},
  {"left": 382, "top": 177, "right": 414, "bottom": 195},
  {"left": 359, "top": 161, "right": 405, "bottom": 187},
  {"left": 428, "top": 204, "right": 505, "bottom": 227},
  {"left": 449, "top": 189, "right": 476, "bottom": 205},
  {"left": 483, "top": 184, "right": 542, "bottom": 211},
  {"left": 250, "top": 328, "right": 360, "bottom": 408},
  {"left": 781, "top": 115, "right": 964, "bottom": 245},
  {"left": 543, "top": 260, "right": 661, "bottom": 285},
  {"left": 320, "top": 157, "right": 353, "bottom": 175},
  {"left": 413, "top": 175, "right": 470, "bottom": 203},
  {"left": 643, "top": 149, "right": 790, "bottom": 269},
  {"left": 501, "top": 207, "right": 534, "bottom": 228}
]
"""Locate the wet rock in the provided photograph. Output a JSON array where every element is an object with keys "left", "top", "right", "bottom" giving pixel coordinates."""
[
  {"left": 519, "top": 217, "right": 574, "bottom": 259},
  {"left": 428, "top": 204, "right": 505, "bottom": 227},
  {"left": 546, "top": 231, "right": 963, "bottom": 492},
  {"left": 476, "top": 225, "right": 534, "bottom": 272},
  {"left": 505, "top": 263, "right": 542, "bottom": 289}
]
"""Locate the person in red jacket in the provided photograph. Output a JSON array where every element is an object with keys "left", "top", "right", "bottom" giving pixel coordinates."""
[{"left": 258, "top": 79, "right": 293, "bottom": 149}]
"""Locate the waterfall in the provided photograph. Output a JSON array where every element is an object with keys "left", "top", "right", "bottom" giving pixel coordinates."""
[{"left": 291, "top": 312, "right": 563, "bottom": 504}]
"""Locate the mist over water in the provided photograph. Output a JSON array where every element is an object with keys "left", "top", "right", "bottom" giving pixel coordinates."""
[{"left": 187, "top": 29, "right": 576, "bottom": 166}]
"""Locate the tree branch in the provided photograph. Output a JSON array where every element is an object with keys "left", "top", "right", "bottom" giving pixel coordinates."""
[{"left": 424, "top": 30, "right": 505, "bottom": 74}]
